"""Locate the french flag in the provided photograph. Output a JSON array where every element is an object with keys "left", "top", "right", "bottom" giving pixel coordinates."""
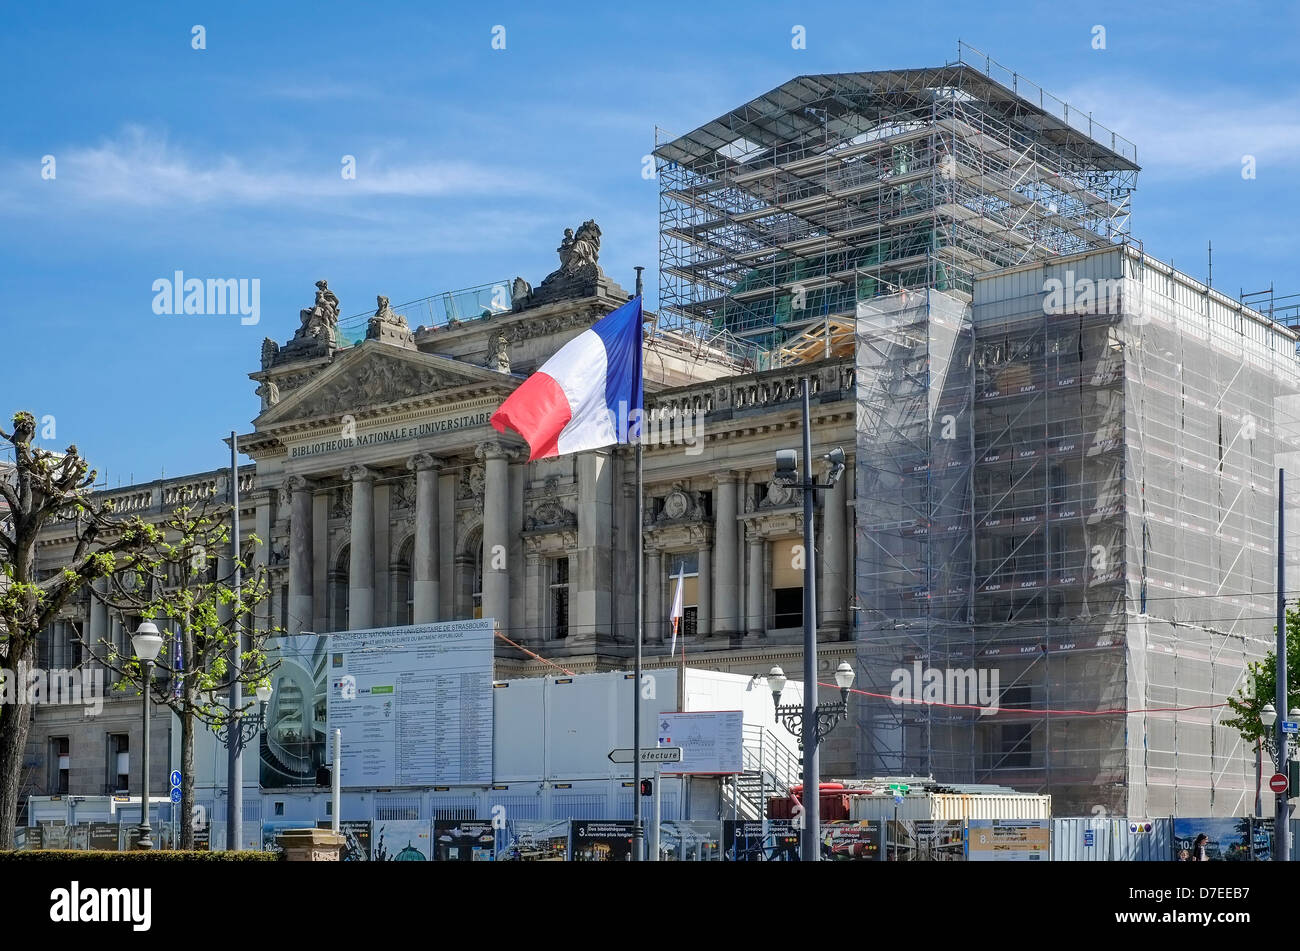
[{"left": 490, "top": 297, "right": 644, "bottom": 460}]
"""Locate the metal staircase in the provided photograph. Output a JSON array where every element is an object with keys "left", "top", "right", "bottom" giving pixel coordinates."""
[{"left": 723, "top": 725, "right": 802, "bottom": 820}]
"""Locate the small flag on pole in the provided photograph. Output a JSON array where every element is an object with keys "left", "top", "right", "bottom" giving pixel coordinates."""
[{"left": 669, "top": 563, "right": 685, "bottom": 657}]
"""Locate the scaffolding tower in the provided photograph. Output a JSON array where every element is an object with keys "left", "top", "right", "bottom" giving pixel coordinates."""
[{"left": 654, "top": 42, "right": 1139, "bottom": 357}]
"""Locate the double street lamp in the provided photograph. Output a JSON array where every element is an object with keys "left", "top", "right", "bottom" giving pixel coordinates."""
[
  {"left": 131, "top": 621, "right": 164, "bottom": 850},
  {"left": 767, "top": 375, "right": 853, "bottom": 861},
  {"left": 768, "top": 661, "right": 857, "bottom": 750},
  {"left": 211, "top": 681, "right": 274, "bottom": 748}
]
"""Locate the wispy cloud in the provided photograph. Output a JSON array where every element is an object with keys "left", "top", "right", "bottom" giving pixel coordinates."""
[
  {"left": 1064, "top": 80, "right": 1300, "bottom": 178},
  {"left": 1, "top": 124, "right": 568, "bottom": 211}
]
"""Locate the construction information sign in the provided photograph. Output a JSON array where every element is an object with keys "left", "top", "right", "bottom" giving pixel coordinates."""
[
  {"left": 966, "top": 819, "right": 1050, "bottom": 861},
  {"left": 327, "top": 619, "right": 494, "bottom": 787},
  {"left": 658, "top": 710, "right": 744, "bottom": 775}
]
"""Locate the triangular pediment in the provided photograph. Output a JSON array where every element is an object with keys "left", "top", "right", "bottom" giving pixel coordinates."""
[{"left": 257, "top": 341, "right": 517, "bottom": 427}]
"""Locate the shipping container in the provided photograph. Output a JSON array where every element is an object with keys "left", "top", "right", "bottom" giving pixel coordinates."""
[{"left": 848, "top": 792, "right": 1051, "bottom": 821}]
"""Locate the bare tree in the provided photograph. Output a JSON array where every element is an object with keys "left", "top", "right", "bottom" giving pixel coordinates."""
[{"left": 0, "top": 411, "right": 159, "bottom": 849}]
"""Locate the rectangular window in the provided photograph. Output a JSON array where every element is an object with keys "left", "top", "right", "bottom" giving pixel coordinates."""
[
  {"left": 773, "top": 587, "right": 803, "bottom": 629},
  {"left": 551, "top": 557, "right": 570, "bottom": 639},
  {"left": 771, "top": 538, "right": 803, "bottom": 629},
  {"left": 49, "top": 737, "right": 70, "bottom": 795},
  {"left": 107, "top": 733, "right": 130, "bottom": 793},
  {"left": 666, "top": 553, "right": 699, "bottom": 637}
]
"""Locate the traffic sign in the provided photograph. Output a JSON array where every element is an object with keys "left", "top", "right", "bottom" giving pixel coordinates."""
[
  {"left": 1282, "top": 721, "right": 1300, "bottom": 735},
  {"left": 169, "top": 787, "right": 183, "bottom": 803},
  {"left": 608, "top": 747, "right": 683, "bottom": 764},
  {"left": 1269, "top": 773, "right": 1289, "bottom": 795},
  {"left": 893, "top": 795, "right": 904, "bottom": 806},
  {"left": 169, "top": 770, "right": 182, "bottom": 788}
]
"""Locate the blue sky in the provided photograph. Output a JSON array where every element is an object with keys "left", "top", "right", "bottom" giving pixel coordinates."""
[{"left": 2, "top": 0, "right": 1297, "bottom": 484}]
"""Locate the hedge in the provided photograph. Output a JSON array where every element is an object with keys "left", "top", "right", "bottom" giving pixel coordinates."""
[{"left": 0, "top": 849, "right": 278, "bottom": 862}]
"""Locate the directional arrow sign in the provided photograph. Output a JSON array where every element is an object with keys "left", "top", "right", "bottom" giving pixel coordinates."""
[
  {"left": 1281, "top": 721, "right": 1299, "bottom": 735},
  {"left": 608, "top": 747, "right": 683, "bottom": 764}
]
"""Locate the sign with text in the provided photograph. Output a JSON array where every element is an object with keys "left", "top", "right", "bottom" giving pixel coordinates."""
[
  {"left": 966, "top": 819, "right": 1050, "bottom": 861},
  {"left": 658, "top": 710, "right": 744, "bottom": 775},
  {"left": 327, "top": 620, "right": 495, "bottom": 787}
]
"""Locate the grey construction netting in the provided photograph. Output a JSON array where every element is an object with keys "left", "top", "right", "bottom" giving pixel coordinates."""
[{"left": 854, "top": 247, "right": 1300, "bottom": 816}]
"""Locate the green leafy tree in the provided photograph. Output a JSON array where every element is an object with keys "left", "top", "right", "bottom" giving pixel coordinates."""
[
  {"left": 82, "top": 501, "right": 280, "bottom": 850},
  {"left": 0, "top": 411, "right": 160, "bottom": 849},
  {"left": 1224, "top": 606, "right": 1300, "bottom": 743}
]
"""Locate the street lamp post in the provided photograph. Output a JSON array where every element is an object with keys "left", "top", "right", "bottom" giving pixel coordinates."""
[
  {"left": 131, "top": 621, "right": 164, "bottom": 850},
  {"left": 1260, "top": 702, "right": 1296, "bottom": 861},
  {"left": 768, "top": 376, "right": 849, "bottom": 860},
  {"left": 767, "top": 661, "right": 856, "bottom": 859}
]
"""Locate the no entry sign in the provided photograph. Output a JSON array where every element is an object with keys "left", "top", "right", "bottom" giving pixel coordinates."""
[{"left": 1269, "top": 773, "right": 1289, "bottom": 795}]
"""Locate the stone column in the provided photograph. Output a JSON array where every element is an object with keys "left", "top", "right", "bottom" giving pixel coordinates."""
[
  {"left": 714, "top": 474, "right": 740, "bottom": 635},
  {"left": 821, "top": 468, "right": 847, "bottom": 634},
  {"left": 645, "top": 547, "right": 663, "bottom": 645},
  {"left": 88, "top": 578, "right": 108, "bottom": 674},
  {"left": 477, "top": 442, "right": 514, "bottom": 628},
  {"left": 285, "top": 476, "right": 313, "bottom": 635},
  {"left": 312, "top": 487, "right": 329, "bottom": 634},
  {"left": 253, "top": 489, "right": 272, "bottom": 635},
  {"left": 746, "top": 528, "right": 765, "bottom": 637},
  {"left": 109, "top": 614, "right": 124, "bottom": 685},
  {"left": 696, "top": 540, "right": 713, "bottom": 636},
  {"left": 574, "top": 451, "right": 612, "bottom": 645},
  {"left": 437, "top": 467, "right": 458, "bottom": 621},
  {"left": 343, "top": 465, "right": 375, "bottom": 630},
  {"left": 408, "top": 453, "right": 441, "bottom": 623}
]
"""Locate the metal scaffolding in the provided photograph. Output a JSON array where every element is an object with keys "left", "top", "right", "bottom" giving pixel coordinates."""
[
  {"left": 854, "top": 246, "right": 1300, "bottom": 816},
  {"left": 654, "top": 42, "right": 1139, "bottom": 357}
]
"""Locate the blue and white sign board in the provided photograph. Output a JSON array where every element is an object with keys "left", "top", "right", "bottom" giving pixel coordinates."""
[
  {"left": 170, "top": 787, "right": 183, "bottom": 804},
  {"left": 1083, "top": 829, "right": 1095, "bottom": 847},
  {"left": 170, "top": 770, "right": 182, "bottom": 788},
  {"left": 1281, "top": 720, "right": 1299, "bottom": 735},
  {"left": 657, "top": 711, "right": 744, "bottom": 775}
]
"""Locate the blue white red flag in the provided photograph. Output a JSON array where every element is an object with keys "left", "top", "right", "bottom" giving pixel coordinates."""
[{"left": 490, "top": 297, "right": 643, "bottom": 460}]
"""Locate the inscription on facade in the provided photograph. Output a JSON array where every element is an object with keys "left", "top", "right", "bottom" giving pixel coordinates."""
[{"left": 289, "top": 412, "right": 493, "bottom": 458}]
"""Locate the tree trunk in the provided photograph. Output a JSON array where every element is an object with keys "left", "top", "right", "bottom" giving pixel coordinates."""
[
  {"left": 180, "top": 708, "right": 195, "bottom": 849},
  {"left": 0, "top": 695, "right": 34, "bottom": 850}
]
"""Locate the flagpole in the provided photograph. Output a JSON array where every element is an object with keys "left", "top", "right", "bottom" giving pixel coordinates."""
[{"left": 633, "top": 267, "right": 645, "bottom": 861}]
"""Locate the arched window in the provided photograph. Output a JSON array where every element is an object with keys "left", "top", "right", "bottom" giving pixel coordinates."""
[
  {"left": 472, "top": 540, "right": 483, "bottom": 619},
  {"left": 329, "top": 545, "right": 350, "bottom": 632},
  {"left": 392, "top": 537, "right": 414, "bottom": 626}
]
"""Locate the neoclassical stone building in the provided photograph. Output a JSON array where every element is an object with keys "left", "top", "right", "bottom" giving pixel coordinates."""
[{"left": 22, "top": 229, "right": 860, "bottom": 812}]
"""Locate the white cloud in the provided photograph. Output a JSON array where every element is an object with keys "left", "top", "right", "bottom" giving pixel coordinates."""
[
  {"left": 3, "top": 125, "right": 565, "bottom": 210},
  {"left": 1063, "top": 80, "right": 1300, "bottom": 178}
]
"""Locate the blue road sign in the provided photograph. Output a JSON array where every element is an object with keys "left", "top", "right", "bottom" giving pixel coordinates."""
[
  {"left": 170, "top": 787, "right": 183, "bottom": 803},
  {"left": 1084, "top": 830, "right": 1095, "bottom": 847},
  {"left": 1282, "top": 721, "right": 1299, "bottom": 735},
  {"left": 893, "top": 795, "right": 904, "bottom": 806},
  {"left": 169, "top": 770, "right": 182, "bottom": 788}
]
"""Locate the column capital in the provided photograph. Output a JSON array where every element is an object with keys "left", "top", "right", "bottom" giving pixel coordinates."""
[
  {"left": 714, "top": 471, "right": 742, "bottom": 486},
  {"left": 407, "top": 452, "right": 442, "bottom": 473},
  {"left": 475, "top": 440, "right": 520, "bottom": 462},
  {"left": 280, "top": 474, "right": 313, "bottom": 505},
  {"left": 342, "top": 464, "right": 375, "bottom": 483}
]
